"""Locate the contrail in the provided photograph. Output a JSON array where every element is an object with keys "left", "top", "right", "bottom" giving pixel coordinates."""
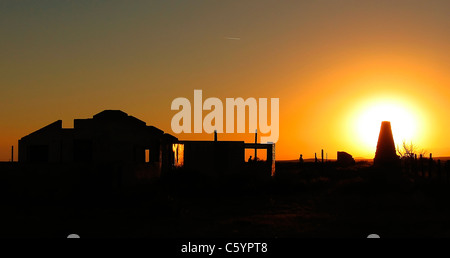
[{"left": 225, "top": 37, "right": 241, "bottom": 40}]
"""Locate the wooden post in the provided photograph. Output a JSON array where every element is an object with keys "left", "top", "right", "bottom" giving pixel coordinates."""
[
  {"left": 420, "top": 154, "right": 424, "bottom": 178},
  {"left": 321, "top": 149, "right": 324, "bottom": 175},
  {"left": 254, "top": 129, "right": 257, "bottom": 161},
  {"left": 409, "top": 156, "right": 412, "bottom": 175},
  {"left": 414, "top": 154, "right": 418, "bottom": 178},
  {"left": 429, "top": 153, "right": 433, "bottom": 179},
  {"left": 438, "top": 160, "right": 441, "bottom": 181},
  {"left": 447, "top": 161, "right": 450, "bottom": 184}
]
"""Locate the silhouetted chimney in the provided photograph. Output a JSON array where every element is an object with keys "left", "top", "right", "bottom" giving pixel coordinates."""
[{"left": 374, "top": 121, "right": 399, "bottom": 166}]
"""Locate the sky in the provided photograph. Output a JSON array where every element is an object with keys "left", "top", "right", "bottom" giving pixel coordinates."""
[{"left": 1, "top": 0, "right": 450, "bottom": 161}]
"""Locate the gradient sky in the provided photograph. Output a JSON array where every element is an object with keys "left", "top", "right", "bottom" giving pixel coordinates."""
[{"left": 1, "top": 0, "right": 450, "bottom": 161}]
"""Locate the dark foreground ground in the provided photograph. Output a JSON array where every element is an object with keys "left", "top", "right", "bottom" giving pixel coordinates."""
[{"left": 1, "top": 161, "right": 450, "bottom": 238}]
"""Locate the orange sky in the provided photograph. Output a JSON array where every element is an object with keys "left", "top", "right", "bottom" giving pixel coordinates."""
[{"left": 1, "top": 1, "right": 450, "bottom": 161}]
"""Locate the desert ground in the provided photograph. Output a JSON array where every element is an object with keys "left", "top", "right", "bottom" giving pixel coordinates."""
[{"left": 1, "top": 160, "right": 450, "bottom": 238}]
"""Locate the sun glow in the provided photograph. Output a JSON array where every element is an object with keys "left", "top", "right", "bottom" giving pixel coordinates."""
[{"left": 353, "top": 99, "right": 423, "bottom": 155}]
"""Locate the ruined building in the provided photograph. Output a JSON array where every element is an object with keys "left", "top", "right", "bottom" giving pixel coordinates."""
[
  {"left": 18, "top": 110, "right": 275, "bottom": 185},
  {"left": 337, "top": 151, "right": 355, "bottom": 167},
  {"left": 19, "top": 110, "right": 177, "bottom": 183}
]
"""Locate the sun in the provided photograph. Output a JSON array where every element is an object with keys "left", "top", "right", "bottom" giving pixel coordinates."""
[{"left": 354, "top": 99, "right": 419, "bottom": 153}]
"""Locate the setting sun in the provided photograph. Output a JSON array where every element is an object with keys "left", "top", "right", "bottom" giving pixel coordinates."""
[{"left": 354, "top": 99, "right": 422, "bottom": 155}]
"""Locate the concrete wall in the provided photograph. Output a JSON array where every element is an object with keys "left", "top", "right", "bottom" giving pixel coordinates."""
[{"left": 182, "top": 141, "right": 245, "bottom": 177}]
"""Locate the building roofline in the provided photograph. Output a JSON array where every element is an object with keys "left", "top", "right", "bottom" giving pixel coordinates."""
[{"left": 21, "top": 120, "right": 62, "bottom": 139}]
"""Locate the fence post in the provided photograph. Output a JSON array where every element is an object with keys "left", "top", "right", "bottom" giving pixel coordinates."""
[
  {"left": 429, "top": 153, "right": 433, "bottom": 179},
  {"left": 414, "top": 154, "right": 418, "bottom": 178},
  {"left": 446, "top": 161, "right": 450, "bottom": 184},
  {"left": 420, "top": 154, "right": 424, "bottom": 178},
  {"left": 444, "top": 160, "right": 450, "bottom": 184},
  {"left": 438, "top": 160, "right": 441, "bottom": 182},
  {"left": 412, "top": 154, "right": 416, "bottom": 178}
]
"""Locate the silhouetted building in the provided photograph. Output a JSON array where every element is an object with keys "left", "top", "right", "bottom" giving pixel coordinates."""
[
  {"left": 337, "top": 151, "right": 355, "bottom": 167},
  {"left": 18, "top": 110, "right": 276, "bottom": 184},
  {"left": 19, "top": 110, "right": 177, "bottom": 183},
  {"left": 177, "top": 141, "right": 275, "bottom": 177},
  {"left": 374, "top": 121, "right": 399, "bottom": 166}
]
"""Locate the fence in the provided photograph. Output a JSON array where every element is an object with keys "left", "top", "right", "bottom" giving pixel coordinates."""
[{"left": 401, "top": 154, "right": 450, "bottom": 184}]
